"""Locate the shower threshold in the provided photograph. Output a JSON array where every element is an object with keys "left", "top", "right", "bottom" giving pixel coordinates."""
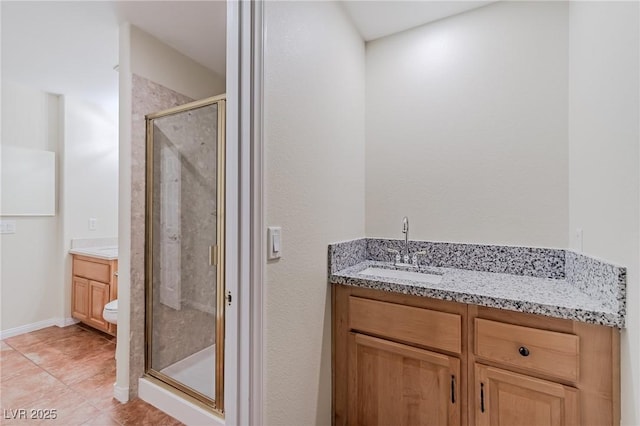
[{"left": 160, "top": 344, "right": 215, "bottom": 399}]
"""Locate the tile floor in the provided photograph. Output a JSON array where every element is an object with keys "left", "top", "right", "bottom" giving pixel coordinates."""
[{"left": 1, "top": 325, "right": 182, "bottom": 425}]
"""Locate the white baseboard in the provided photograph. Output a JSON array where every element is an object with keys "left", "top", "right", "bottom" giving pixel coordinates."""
[
  {"left": 113, "top": 384, "right": 129, "bottom": 403},
  {"left": 56, "top": 317, "right": 79, "bottom": 327},
  {"left": 0, "top": 317, "right": 79, "bottom": 340},
  {"left": 139, "top": 377, "right": 224, "bottom": 426}
]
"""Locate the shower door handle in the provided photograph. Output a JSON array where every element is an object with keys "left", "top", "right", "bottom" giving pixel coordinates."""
[{"left": 209, "top": 245, "right": 218, "bottom": 266}]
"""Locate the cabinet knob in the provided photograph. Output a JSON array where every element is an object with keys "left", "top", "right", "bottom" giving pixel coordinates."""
[{"left": 518, "top": 346, "right": 530, "bottom": 357}]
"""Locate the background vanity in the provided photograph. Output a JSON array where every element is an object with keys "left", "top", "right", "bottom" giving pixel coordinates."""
[{"left": 69, "top": 240, "right": 118, "bottom": 336}]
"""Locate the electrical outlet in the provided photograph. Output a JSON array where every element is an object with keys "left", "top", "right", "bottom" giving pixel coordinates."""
[
  {"left": 575, "top": 228, "right": 583, "bottom": 252},
  {"left": 89, "top": 218, "right": 97, "bottom": 231},
  {"left": 0, "top": 220, "right": 16, "bottom": 234}
]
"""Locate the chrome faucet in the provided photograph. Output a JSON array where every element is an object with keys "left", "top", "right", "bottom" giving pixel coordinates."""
[
  {"left": 387, "top": 216, "right": 427, "bottom": 269},
  {"left": 402, "top": 216, "right": 409, "bottom": 262}
]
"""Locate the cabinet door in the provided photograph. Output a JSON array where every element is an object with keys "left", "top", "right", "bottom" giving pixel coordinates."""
[
  {"left": 72, "top": 277, "right": 89, "bottom": 321},
  {"left": 87, "top": 280, "right": 110, "bottom": 331},
  {"left": 475, "top": 364, "right": 579, "bottom": 426},
  {"left": 348, "top": 333, "right": 460, "bottom": 426}
]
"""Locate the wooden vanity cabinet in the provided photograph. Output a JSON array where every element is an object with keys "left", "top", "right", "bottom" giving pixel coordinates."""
[
  {"left": 333, "top": 285, "right": 620, "bottom": 426},
  {"left": 71, "top": 254, "right": 118, "bottom": 335},
  {"left": 334, "top": 285, "right": 468, "bottom": 426},
  {"left": 468, "top": 305, "right": 619, "bottom": 426}
]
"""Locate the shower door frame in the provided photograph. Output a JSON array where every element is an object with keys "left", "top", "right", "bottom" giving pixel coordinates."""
[{"left": 144, "top": 94, "right": 226, "bottom": 415}]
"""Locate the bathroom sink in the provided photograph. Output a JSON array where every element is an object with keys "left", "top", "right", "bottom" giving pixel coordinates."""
[{"left": 358, "top": 267, "right": 444, "bottom": 284}]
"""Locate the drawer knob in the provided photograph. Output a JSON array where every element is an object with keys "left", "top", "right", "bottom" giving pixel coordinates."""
[{"left": 518, "top": 346, "right": 530, "bottom": 357}]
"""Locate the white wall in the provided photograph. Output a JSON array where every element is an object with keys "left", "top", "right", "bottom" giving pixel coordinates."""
[
  {"left": 365, "top": 1, "right": 569, "bottom": 248},
  {"left": 60, "top": 96, "right": 119, "bottom": 319},
  {"left": 568, "top": 2, "right": 640, "bottom": 424},
  {"left": 1, "top": 81, "right": 62, "bottom": 331},
  {"left": 263, "top": 2, "right": 365, "bottom": 424},
  {"left": 0, "top": 81, "right": 119, "bottom": 335},
  {"left": 130, "top": 25, "right": 225, "bottom": 100},
  {"left": 62, "top": 97, "right": 118, "bottom": 240}
]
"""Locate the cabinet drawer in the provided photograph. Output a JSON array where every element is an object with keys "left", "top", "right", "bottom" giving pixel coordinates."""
[
  {"left": 475, "top": 318, "right": 579, "bottom": 382},
  {"left": 73, "top": 258, "right": 111, "bottom": 283},
  {"left": 349, "top": 296, "right": 461, "bottom": 354}
]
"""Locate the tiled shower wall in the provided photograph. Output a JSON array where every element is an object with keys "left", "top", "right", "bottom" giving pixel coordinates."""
[{"left": 129, "top": 74, "right": 216, "bottom": 396}]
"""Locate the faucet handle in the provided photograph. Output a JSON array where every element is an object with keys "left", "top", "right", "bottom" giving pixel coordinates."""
[
  {"left": 386, "top": 248, "right": 401, "bottom": 265},
  {"left": 412, "top": 251, "right": 427, "bottom": 267}
]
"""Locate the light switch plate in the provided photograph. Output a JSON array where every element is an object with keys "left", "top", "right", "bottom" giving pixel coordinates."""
[
  {"left": 0, "top": 220, "right": 16, "bottom": 234},
  {"left": 89, "top": 218, "right": 97, "bottom": 231},
  {"left": 267, "top": 226, "right": 282, "bottom": 260}
]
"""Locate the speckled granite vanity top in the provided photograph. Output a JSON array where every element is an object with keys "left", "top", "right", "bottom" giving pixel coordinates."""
[{"left": 329, "top": 238, "right": 626, "bottom": 328}]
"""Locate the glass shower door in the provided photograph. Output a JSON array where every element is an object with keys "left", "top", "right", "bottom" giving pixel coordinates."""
[{"left": 145, "top": 96, "right": 225, "bottom": 413}]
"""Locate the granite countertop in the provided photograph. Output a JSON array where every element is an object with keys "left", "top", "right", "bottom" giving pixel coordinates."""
[
  {"left": 331, "top": 260, "right": 618, "bottom": 327},
  {"left": 329, "top": 238, "right": 626, "bottom": 328},
  {"left": 69, "top": 246, "right": 118, "bottom": 260}
]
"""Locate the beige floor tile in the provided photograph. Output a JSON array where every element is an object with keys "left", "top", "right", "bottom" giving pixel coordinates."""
[
  {"left": 79, "top": 412, "right": 122, "bottom": 426},
  {"left": 0, "top": 370, "right": 68, "bottom": 410},
  {"left": 69, "top": 368, "right": 118, "bottom": 411},
  {"left": 2, "top": 326, "right": 179, "bottom": 426},
  {"left": 104, "top": 399, "right": 184, "bottom": 426},
  {"left": 0, "top": 350, "right": 41, "bottom": 381}
]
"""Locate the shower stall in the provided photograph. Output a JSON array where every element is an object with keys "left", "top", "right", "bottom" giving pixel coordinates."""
[{"left": 144, "top": 95, "right": 226, "bottom": 414}]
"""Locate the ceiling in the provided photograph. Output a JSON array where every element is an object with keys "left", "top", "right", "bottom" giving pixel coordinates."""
[
  {"left": 342, "top": 1, "right": 497, "bottom": 41},
  {"left": 2, "top": 1, "right": 120, "bottom": 113},
  {"left": 1, "top": 1, "right": 226, "bottom": 115},
  {"left": 1, "top": 1, "right": 493, "bottom": 115},
  {"left": 113, "top": 1, "right": 226, "bottom": 77}
]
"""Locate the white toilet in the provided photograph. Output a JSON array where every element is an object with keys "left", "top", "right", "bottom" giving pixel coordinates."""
[{"left": 103, "top": 299, "right": 118, "bottom": 325}]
